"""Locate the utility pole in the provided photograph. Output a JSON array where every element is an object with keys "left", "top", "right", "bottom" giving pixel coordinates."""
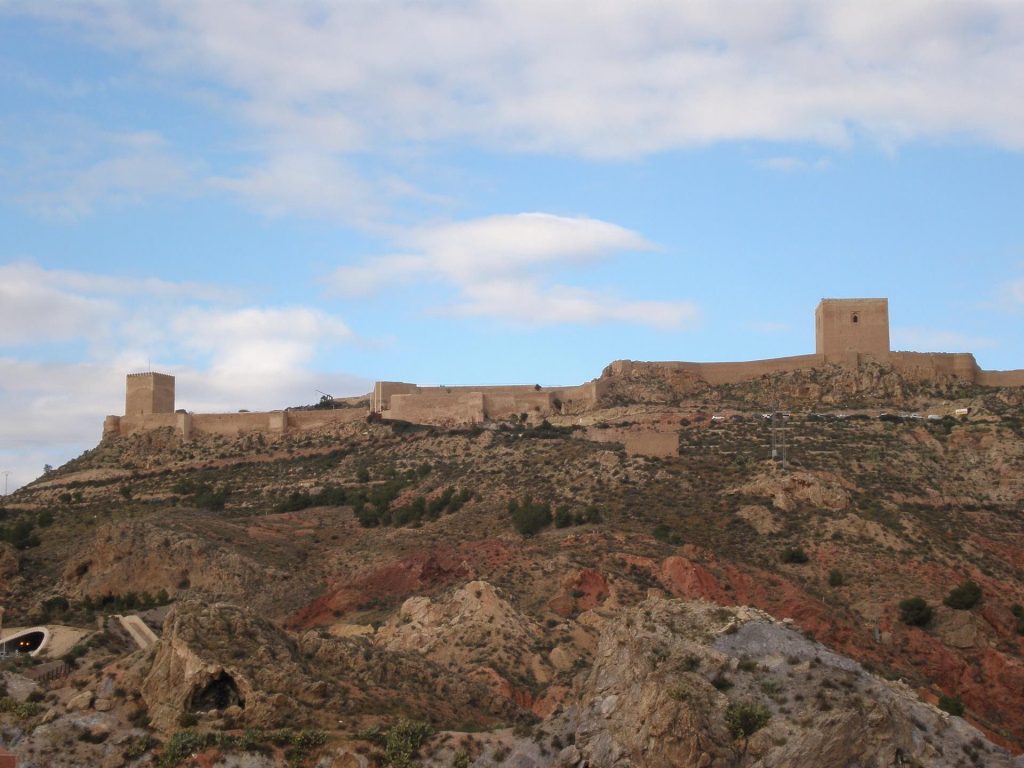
[
  {"left": 1, "top": 471, "right": 9, "bottom": 496},
  {"left": 769, "top": 408, "right": 788, "bottom": 470}
]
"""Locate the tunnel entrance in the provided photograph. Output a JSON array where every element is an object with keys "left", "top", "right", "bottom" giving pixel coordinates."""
[
  {"left": 0, "top": 630, "right": 46, "bottom": 656},
  {"left": 189, "top": 671, "right": 244, "bottom": 712}
]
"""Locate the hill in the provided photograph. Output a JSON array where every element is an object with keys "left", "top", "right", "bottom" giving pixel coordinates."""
[{"left": 2, "top": 362, "right": 1023, "bottom": 767}]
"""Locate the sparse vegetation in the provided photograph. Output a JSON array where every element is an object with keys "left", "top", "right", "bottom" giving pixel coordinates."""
[
  {"left": 509, "top": 496, "right": 553, "bottom": 536},
  {"left": 944, "top": 580, "right": 982, "bottom": 610},
  {"left": 725, "top": 700, "right": 771, "bottom": 756},
  {"left": 780, "top": 546, "right": 809, "bottom": 564},
  {"left": 0, "top": 518, "right": 40, "bottom": 549},
  {"left": 899, "top": 597, "right": 933, "bottom": 627},
  {"left": 939, "top": 695, "right": 965, "bottom": 716}
]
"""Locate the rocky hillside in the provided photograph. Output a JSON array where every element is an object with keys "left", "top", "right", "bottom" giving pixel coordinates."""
[{"left": 2, "top": 363, "right": 1023, "bottom": 767}]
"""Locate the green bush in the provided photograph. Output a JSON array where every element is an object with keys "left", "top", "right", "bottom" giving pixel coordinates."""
[
  {"left": 0, "top": 519, "right": 40, "bottom": 549},
  {"left": 1012, "top": 604, "right": 1024, "bottom": 635},
  {"left": 780, "top": 547, "right": 809, "bottom": 564},
  {"left": 828, "top": 569, "right": 845, "bottom": 587},
  {"left": 943, "top": 580, "right": 981, "bottom": 610},
  {"left": 898, "top": 596, "right": 933, "bottom": 627},
  {"left": 554, "top": 505, "right": 574, "bottom": 528},
  {"left": 509, "top": 497, "right": 552, "bottom": 536},
  {"left": 938, "top": 694, "right": 964, "bottom": 716},
  {"left": 725, "top": 700, "right": 771, "bottom": 740}
]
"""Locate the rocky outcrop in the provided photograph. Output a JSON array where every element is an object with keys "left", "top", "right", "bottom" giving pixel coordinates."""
[
  {"left": 61, "top": 521, "right": 273, "bottom": 602},
  {"left": 550, "top": 596, "right": 1021, "bottom": 768},
  {"left": 377, "top": 580, "right": 555, "bottom": 703},
  {"left": 733, "top": 470, "right": 852, "bottom": 512},
  {"left": 139, "top": 601, "right": 306, "bottom": 731}
]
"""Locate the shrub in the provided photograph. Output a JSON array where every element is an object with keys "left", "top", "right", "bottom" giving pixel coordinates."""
[
  {"left": 554, "top": 505, "right": 574, "bottom": 528},
  {"left": 193, "top": 484, "right": 230, "bottom": 511},
  {"left": 1012, "top": 604, "right": 1024, "bottom": 635},
  {"left": 780, "top": 547, "right": 809, "bottom": 564},
  {"left": 509, "top": 496, "right": 552, "bottom": 536},
  {"left": 828, "top": 569, "right": 845, "bottom": 587},
  {"left": 944, "top": 580, "right": 982, "bottom": 610},
  {"left": 899, "top": 596, "right": 933, "bottom": 627},
  {"left": 0, "top": 519, "right": 40, "bottom": 549},
  {"left": 725, "top": 700, "right": 771, "bottom": 740},
  {"left": 938, "top": 694, "right": 964, "bottom": 716}
]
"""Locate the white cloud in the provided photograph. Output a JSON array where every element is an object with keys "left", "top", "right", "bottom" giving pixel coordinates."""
[
  {"left": 0, "top": 262, "right": 367, "bottom": 490},
  {"left": 208, "top": 152, "right": 381, "bottom": 224},
  {"left": 8, "top": 2, "right": 1024, "bottom": 220},
  {"left": 756, "top": 157, "right": 832, "bottom": 172},
  {"left": 891, "top": 327, "right": 996, "bottom": 352},
  {"left": 328, "top": 213, "right": 694, "bottom": 328},
  {"left": 172, "top": 306, "right": 353, "bottom": 377},
  {"left": 20, "top": 1, "right": 1024, "bottom": 157},
  {"left": 449, "top": 279, "right": 697, "bottom": 329},
  {"left": 0, "top": 261, "right": 232, "bottom": 347},
  {"left": 4, "top": 126, "right": 195, "bottom": 220}
]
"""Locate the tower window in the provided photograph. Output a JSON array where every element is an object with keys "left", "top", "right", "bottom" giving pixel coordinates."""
[{"left": 851, "top": 313, "right": 859, "bottom": 324}]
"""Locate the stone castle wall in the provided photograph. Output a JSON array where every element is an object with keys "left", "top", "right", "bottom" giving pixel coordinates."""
[
  {"left": 105, "top": 405, "right": 367, "bottom": 440},
  {"left": 104, "top": 299, "right": 1024, "bottom": 440},
  {"left": 977, "top": 369, "right": 1024, "bottom": 387},
  {"left": 584, "top": 427, "right": 679, "bottom": 458},
  {"left": 375, "top": 380, "right": 599, "bottom": 423}
]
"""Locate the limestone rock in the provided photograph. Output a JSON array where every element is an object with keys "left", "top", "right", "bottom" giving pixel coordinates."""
[
  {"left": 544, "top": 595, "right": 1019, "bottom": 768},
  {"left": 67, "top": 690, "right": 94, "bottom": 711},
  {"left": 139, "top": 601, "right": 303, "bottom": 731},
  {"left": 938, "top": 610, "right": 979, "bottom": 649}
]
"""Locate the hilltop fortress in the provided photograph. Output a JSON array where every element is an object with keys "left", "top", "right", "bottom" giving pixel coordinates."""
[{"left": 103, "top": 298, "right": 1024, "bottom": 439}]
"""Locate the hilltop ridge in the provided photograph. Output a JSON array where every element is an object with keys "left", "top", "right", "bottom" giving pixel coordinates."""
[{"left": 2, "top": 361, "right": 1023, "bottom": 767}]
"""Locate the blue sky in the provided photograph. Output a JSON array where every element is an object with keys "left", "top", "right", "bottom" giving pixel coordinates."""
[{"left": 2, "top": 1, "right": 1023, "bottom": 489}]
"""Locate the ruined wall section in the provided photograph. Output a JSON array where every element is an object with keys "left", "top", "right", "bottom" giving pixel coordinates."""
[{"left": 584, "top": 427, "right": 679, "bottom": 458}]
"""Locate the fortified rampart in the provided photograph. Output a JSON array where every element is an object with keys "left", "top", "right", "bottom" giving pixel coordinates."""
[
  {"left": 103, "top": 298, "right": 1024, "bottom": 439},
  {"left": 374, "top": 381, "right": 599, "bottom": 424}
]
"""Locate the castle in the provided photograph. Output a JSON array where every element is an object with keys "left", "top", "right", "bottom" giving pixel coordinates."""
[{"left": 103, "top": 298, "right": 1024, "bottom": 438}]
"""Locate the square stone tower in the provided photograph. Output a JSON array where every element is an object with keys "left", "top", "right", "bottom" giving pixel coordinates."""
[
  {"left": 125, "top": 372, "right": 175, "bottom": 416},
  {"left": 815, "top": 298, "right": 890, "bottom": 362}
]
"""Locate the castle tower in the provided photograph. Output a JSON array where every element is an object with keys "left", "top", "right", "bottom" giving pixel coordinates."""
[
  {"left": 815, "top": 298, "right": 890, "bottom": 363},
  {"left": 124, "top": 372, "right": 175, "bottom": 416}
]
